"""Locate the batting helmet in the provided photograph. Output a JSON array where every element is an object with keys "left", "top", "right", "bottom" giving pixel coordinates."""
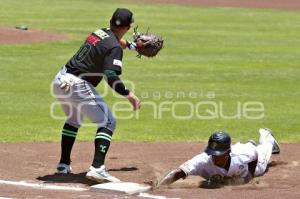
[{"left": 205, "top": 131, "right": 231, "bottom": 156}]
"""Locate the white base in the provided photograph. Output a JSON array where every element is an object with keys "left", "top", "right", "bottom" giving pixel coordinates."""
[{"left": 90, "top": 182, "right": 151, "bottom": 195}]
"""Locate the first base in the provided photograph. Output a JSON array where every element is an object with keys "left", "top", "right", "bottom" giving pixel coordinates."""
[{"left": 90, "top": 182, "right": 151, "bottom": 195}]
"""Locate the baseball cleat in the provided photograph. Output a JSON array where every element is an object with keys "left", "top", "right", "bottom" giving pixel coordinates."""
[
  {"left": 56, "top": 163, "right": 72, "bottom": 174},
  {"left": 86, "top": 165, "right": 120, "bottom": 183},
  {"left": 270, "top": 133, "right": 280, "bottom": 155},
  {"left": 259, "top": 128, "right": 280, "bottom": 154}
]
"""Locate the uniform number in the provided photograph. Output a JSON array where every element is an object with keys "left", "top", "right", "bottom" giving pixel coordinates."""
[
  {"left": 93, "top": 29, "right": 110, "bottom": 39},
  {"left": 75, "top": 43, "right": 91, "bottom": 62}
]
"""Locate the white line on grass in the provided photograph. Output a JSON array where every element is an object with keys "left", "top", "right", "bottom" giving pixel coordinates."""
[{"left": 0, "top": 180, "right": 88, "bottom": 192}]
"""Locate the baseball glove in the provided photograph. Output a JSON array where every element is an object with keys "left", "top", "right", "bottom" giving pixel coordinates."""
[{"left": 133, "top": 26, "right": 164, "bottom": 58}]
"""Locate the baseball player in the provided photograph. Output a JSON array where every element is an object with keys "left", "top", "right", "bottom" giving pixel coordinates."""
[
  {"left": 157, "top": 128, "right": 280, "bottom": 187},
  {"left": 52, "top": 8, "right": 141, "bottom": 183}
]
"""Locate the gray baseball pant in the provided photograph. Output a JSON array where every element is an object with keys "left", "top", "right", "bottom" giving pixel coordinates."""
[{"left": 52, "top": 67, "right": 116, "bottom": 131}]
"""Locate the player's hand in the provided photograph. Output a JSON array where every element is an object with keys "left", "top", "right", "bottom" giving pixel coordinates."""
[
  {"left": 60, "top": 81, "right": 70, "bottom": 93},
  {"left": 127, "top": 91, "right": 141, "bottom": 111},
  {"left": 59, "top": 74, "right": 74, "bottom": 93}
]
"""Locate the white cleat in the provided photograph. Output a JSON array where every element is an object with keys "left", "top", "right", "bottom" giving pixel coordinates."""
[
  {"left": 56, "top": 163, "right": 72, "bottom": 174},
  {"left": 259, "top": 128, "right": 280, "bottom": 154},
  {"left": 86, "top": 165, "right": 121, "bottom": 183}
]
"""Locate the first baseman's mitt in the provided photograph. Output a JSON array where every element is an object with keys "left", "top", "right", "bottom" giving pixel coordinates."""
[{"left": 133, "top": 26, "right": 164, "bottom": 58}]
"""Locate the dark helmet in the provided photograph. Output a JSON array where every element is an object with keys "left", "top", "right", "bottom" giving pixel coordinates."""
[{"left": 205, "top": 131, "right": 231, "bottom": 156}]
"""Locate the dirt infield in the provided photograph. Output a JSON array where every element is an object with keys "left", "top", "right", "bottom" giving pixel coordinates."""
[
  {"left": 137, "top": 0, "right": 300, "bottom": 10},
  {"left": 1, "top": 0, "right": 299, "bottom": 198},
  {"left": 0, "top": 27, "right": 66, "bottom": 45},
  {"left": 0, "top": 142, "right": 299, "bottom": 199}
]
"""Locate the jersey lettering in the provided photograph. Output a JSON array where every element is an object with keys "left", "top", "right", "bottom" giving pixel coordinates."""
[
  {"left": 87, "top": 34, "right": 101, "bottom": 46},
  {"left": 93, "top": 29, "right": 110, "bottom": 39},
  {"left": 75, "top": 43, "right": 92, "bottom": 62},
  {"left": 65, "top": 28, "right": 123, "bottom": 87}
]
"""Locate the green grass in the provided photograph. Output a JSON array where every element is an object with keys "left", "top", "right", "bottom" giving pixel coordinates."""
[{"left": 0, "top": 0, "right": 299, "bottom": 143}]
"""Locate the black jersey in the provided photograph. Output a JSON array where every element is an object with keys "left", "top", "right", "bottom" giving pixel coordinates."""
[{"left": 65, "top": 28, "right": 123, "bottom": 87}]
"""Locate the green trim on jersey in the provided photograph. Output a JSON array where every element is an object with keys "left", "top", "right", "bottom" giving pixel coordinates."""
[{"left": 104, "top": 69, "right": 118, "bottom": 78}]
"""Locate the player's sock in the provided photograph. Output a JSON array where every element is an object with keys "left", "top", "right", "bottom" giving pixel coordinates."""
[
  {"left": 59, "top": 123, "right": 78, "bottom": 165},
  {"left": 92, "top": 127, "right": 113, "bottom": 168}
]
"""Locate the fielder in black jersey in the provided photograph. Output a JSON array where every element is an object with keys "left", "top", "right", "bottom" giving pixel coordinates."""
[
  {"left": 66, "top": 28, "right": 123, "bottom": 87},
  {"left": 52, "top": 8, "right": 140, "bottom": 183}
]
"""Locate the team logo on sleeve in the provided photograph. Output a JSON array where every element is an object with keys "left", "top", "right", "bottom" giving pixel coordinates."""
[
  {"left": 113, "top": 59, "right": 122, "bottom": 67},
  {"left": 211, "top": 142, "right": 218, "bottom": 149},
  {"left": 87, "top": 34, "right": 100, "bottom": 46}
]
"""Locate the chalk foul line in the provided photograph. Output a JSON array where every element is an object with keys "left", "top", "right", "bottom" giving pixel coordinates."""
[{"left": 0, "top": 180, "right": 87, "bottom": 192}]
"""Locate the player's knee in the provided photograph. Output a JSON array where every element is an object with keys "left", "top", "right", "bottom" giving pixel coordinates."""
[
  {"left": 99, "top": 115, "right": 116, "bottom": 132},
  {"left": 66, "top": 120, "right": 81, "bottom": 129},
  {"left": 107, "top": 116, "right": 116, "bottom": 132}
]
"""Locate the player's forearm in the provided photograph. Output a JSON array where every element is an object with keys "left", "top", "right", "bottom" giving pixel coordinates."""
[
  {"left": 119, "top": 38, "right": 136, "bottom": 50},
  {"left": 119, "top": 38, "right": 127, "bottom": 49},
  {"left": 104, "top": 70, "right": 130, "bottom": 96},
  {"left": 158, "top": 169, "right": 187, "bottom": 186}
]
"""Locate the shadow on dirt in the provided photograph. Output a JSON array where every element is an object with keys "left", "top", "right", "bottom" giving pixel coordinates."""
[
  {"left": 268, "top": 160, "right": 288, "bottom": 168},
  {"left": 36, "top": 172, "right": 97, "bottom": 186},
  {"left": 108, "top": 166, "right": 138, "bottom": 172},
  {"left": 36, "top": 167, "right": 139, "bottom": 186}
]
